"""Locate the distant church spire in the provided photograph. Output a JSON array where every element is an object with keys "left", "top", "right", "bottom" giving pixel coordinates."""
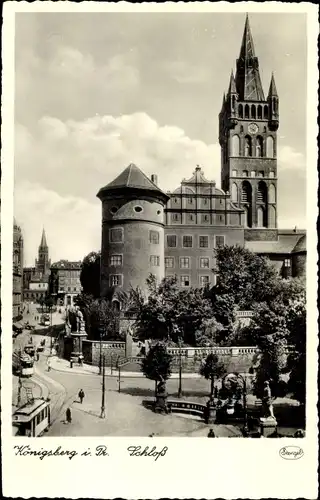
[
  {"left": 227, "top": 70, "right": 237, "bottom": 95},
  {"left": 39, "top": 228, "right": 48, "bottom": 248},
  {"left": 235, "top": 14, "right": 265, "bottom": 101}
]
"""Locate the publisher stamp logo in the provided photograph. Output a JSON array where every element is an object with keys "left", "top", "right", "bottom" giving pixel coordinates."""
[{"left": 279, "top": 446, "right": 304, "bottom": 460}]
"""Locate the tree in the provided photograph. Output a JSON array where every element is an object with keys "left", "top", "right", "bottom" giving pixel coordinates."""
[
  {"left": 211, "top": 245, "right": 279, "bottom": 311},
  {"left": 80, "top": 251, "right": 101, "bottom": 298},
  {"left": 199, "top": 353, "right": 226, "bottom": 400},
  {"left": 141, "top": 343, "right": 173, "bottom": 395},
  {"left": 250, "top": 278, "right": 306, "bottom": 400},
  {"left": 89, "top": 298, "right": 120, "bottom": 341},
  {"left": 133, "top": 275, "right": 215, "bottom": 346}
]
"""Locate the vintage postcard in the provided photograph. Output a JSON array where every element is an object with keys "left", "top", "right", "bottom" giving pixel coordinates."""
[{"left": 1, "top": 1, "right": 318, "bottom": 498}]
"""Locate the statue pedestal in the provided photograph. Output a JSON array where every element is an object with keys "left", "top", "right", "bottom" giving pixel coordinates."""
[
  {"left": 206, "top": 400, "right": 217, "bottom": 424},
  {"left": 259, "top": 416, "right": 277, "bottom": 437},
  {"left": 70, "top": 331, "right": 87, "bottom": 364},
  {"left": 154, "top": 385, "right": 168, "bottom": 414}
]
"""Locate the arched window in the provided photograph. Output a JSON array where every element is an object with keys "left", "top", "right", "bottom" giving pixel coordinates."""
[
  {"left": 245, "top": 104, "right": 250, "bottom": 119},
  {"left": 231, "top": 135, "right": 240, "bottom": 156},
  {"left": 241, "top": 181, "right": 252, "bottom": 203},
  {"left": 240, "top": 125, "right": 244, "bottom": 133},
  {"left": 256, "top": 136, "right": 263, "bottom": 157},
  {"left": 257, "top": 181, "right": 267, "bottom": 203},
  {"left": 264, "top": 105, "right": 269, "bottom": 119},
  {"left": 238, "top": 104, "right": 243, "bottom": 118},
  {"left": 244, "top": 135, "right": 252, "bottom": 157},
  {"left": 267, "top": 136, "right": 274, "bottom": 158},
  {"left": 269, "top": 184, "right": 276, "bottom": 203},
  {"left": 231, "top": 183, "right": 238, "bottom": 202},
  {"left": 263, "top": 126, "right": 267, "bottom": 133},
  {"left": 232, "top": 95, "right": 236, "bottom": 111},
  {"left": 257, "top": 207, "right": 265, "bottom": 227},
  {"left": 251, "top": 106, "right": 256, "bottom": 119},
  {"left": 243, "top": 170, "right": 249, "bottom": 177},
  {"left": 269, "top": 206, "right": 276, "bottom": 228},
  {"left": 257, "top": 105, "right": 262, "bottom": 119}
]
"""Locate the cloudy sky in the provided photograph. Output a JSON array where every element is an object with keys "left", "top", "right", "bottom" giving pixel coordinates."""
[{"left": 14, "top": 11, "right": 307, "bottom": 265}]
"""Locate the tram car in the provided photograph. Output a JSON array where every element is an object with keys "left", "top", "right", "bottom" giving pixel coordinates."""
[
  {"left": 12, "top": 398, "right": 51, "bottom": 437},
  {"left": 12, "top": 352, "right": 34, "bottom": 377}
]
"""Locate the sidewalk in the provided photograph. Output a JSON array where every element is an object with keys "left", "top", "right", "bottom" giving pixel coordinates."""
[{"left": 50, "top": 356, "right": 202, "bottom": 379}]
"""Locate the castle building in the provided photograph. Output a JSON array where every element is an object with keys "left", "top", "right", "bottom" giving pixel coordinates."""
[
  {"left": 48, "top": 260, "right": 82, "bottom": 307},
  {"left": 98, "top": 15, "right": 306, "bottom": 297},
  {"left": 13, "top": 218, "right": 24, "bottom": 320},
  {"left": 23, "top": 229, "right": 51, "bottom": 302}
]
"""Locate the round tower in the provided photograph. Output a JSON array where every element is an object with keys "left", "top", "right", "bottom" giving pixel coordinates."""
[{"left": 97, "top": 163, "right": 169, "bottom": 299}]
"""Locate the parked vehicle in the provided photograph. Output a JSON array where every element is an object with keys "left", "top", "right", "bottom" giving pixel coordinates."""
[{"left": 12, "top": 352, "right": 34, "bottom": 377}]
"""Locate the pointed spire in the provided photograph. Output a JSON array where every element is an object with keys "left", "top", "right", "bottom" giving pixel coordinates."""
[
  {"left": 228, "top": 70, "right": 237, "bottom": 94},
  {"left": 235, "top": 14, "right": 265, "bottom": 101},
  {"left": 39, "top": 228, "right": 48, "bottom": 248},
  {"left": 268, "top": 72, "right": 278, "bottom": 97},
  {"left": 239, "top": 14, "right": 256, "bottom": 60}
]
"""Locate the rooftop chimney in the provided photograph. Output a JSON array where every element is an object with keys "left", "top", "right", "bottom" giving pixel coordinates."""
[{"left": 151, "top": 174, "right": 158, "bottom": 186}]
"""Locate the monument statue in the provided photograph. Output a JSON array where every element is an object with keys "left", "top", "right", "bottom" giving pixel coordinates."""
[
  {"left": 261, "top": 381, "right": 275, "bottom": 419},
  {"left": 155, "top": 375, "right": 168, "bottom": 414}
]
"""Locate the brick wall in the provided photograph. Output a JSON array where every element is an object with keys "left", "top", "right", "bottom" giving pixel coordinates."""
[
  {"left": 82, "top": 340, "right": 126, "bottom": 366},
  {"left": 244, "top": 229, "right": 278, "bottom": 241}
]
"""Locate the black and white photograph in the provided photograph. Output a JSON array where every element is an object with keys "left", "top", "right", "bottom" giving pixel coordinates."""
[{"left": 1, "top": 2, "right": 318, "bottom": 499}]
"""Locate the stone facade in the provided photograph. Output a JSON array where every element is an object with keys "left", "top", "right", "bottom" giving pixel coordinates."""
[
  {"left": 13, "top": 219, "right": 24, "bottom": 320},
  {"left": 49, "top": 260, "right": 82, "bottom": 306}
]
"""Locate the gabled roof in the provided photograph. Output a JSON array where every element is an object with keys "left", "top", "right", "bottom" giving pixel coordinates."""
[
  {"left": 97, "top": 163, "right": 169, "bottom": 203},
  {"left": 182, "top": 166, "right": 216, "bottom": 186}
]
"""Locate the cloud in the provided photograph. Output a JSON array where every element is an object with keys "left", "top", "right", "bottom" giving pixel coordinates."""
[
  {"left": 14, "top": 182, "right": 100, "bottom": 266},
  {"left": 164, "top": 60, "right": 213, "bottom": 84},
  {"left": 14, "top": 112, "right": 306, "bottom": 264}
]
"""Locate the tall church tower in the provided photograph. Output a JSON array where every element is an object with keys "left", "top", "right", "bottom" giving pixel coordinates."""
[
  {"left": 36, "top": 228, "right": 51, "bottom": 277},
  {"left": 219, "top": 15, "right": 279, "bottom": 230}
]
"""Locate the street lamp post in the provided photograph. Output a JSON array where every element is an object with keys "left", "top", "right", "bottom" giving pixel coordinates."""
[
  {"left": 100, "top": 354, "right": 106, "bottom": 419},
  {"left": 178, "top": 337, "right": 182, "bottom": 398},
  {"left": 50, "top": 305, "right": 53, "bottom": 355}
]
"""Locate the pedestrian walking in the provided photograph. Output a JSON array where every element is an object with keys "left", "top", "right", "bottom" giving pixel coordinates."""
[
  {"left": 66, "top": 408, "right": 72, "bottom": 423},
  {"left": 36, "top": 352, "right": 40, "bottom": 361},
  {"left": 78, "top": 389, "right": 85, "bottom": 404},
  {"left": 47, "top": 359, "right": 51, "bottom": 372}
]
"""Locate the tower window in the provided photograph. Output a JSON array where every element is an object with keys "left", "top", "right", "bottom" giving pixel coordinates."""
[
  {"left": 251, "top": 106, "right": 256, "bottom": 119},
  {"left": 264, "top": 105, "right": 269, "bottom": 119},
  {"left": 180, "top": 275, "right": 190, "bottom": 287},
  {"left": 240, "top": 125, "right": 244, "bottom": 133},
  {"left": 199, "top": 236, "right": 209, "bottom": 248},
  {"left": 183, "top": 235, "right": 193, "bottom": 248},
  {"left": 243, "top": 170, "right": 249, "bottom": 177},
  {"left": 110, "top": 206, "right": 118, "bottom": 214},
  {"left": 110, "top": 228, "right": 123, "bottom": 243},
  {"left": 134, "top": 206, "right": 143, "bottom": 213},
  {"left": 110, "top": 275, "right": 122, "bottom": 287},
  {"left": 180, "top": 257, "right": 190, "bottom": 269},
  {"left": 241, "top": 182, "right": 252, "bottom": 204},
  {"left": 150, "top": 255, "right": 160, "bottom": 267},
  {"left": 257, "top": 105, "right": 262, "bottom": 119},
  {"left": 257, "top": 181, "right": 267, "bottom": 203},
  {"left": 256, "top": 136, "right": 263, "bottom": 157},
  {"left": 244, "top": 136, "right": 252, "bottom": 157},
  {"left": 167, "top": 235, "right": 177, "bottom": 247},
  {"left": 238, "top": 104, "right": 243, "bottom": 118},
  {"left": 258, "top": 171, "right": 265, "bottom": 178},
  {"left": 110, "top": 255, "right": 122, "bottom": 266},
  {"left": 245, "top": 104, "right": 250, "bottom": 119},
  {"left": 149, "top": 230, "right": 160, "bottom": 244}
]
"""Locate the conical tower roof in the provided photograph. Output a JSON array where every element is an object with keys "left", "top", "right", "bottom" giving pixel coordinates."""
[
  {"left": 228, "top": 70, "right": 237, "bottom": 94},
  {"left": 268, "top": 73, "right": 278, "bottom": 97},
  {"left": 239, "top": 13, "right": 256, "bottom": 60},
  {"left": 97, "top": 163, "right": 169, "bottom": 203}
]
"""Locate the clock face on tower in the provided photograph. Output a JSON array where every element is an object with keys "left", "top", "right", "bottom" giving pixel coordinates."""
[{"left": 248, "top": 123, "right": 259, "bottom": 134}]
